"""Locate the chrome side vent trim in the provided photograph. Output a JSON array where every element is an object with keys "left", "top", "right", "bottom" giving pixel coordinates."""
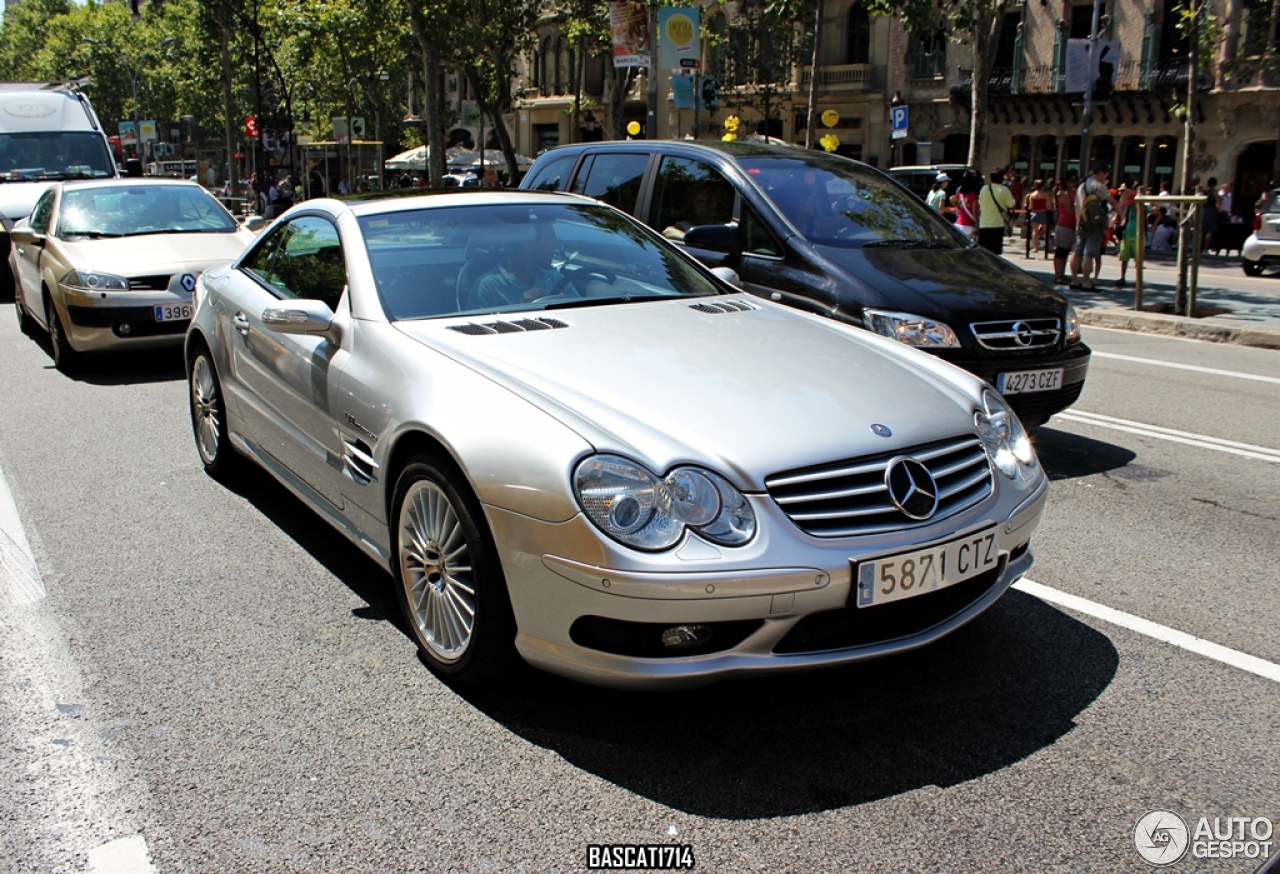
[
  {"left": 690, "top": 299, "right": 757, "bottom": 314},
  {"left": 447, "top": 317, "right": 569, "bottom": 335},
  {"left": 343, "top": 438, "right": 379, "bottom": 486},
  {"left": 766, "top": 436, "right": 994, "bottom": 538}
]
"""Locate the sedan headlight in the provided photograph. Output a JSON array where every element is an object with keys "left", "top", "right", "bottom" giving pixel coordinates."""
[
  {"left": 863, "top": 309, "right": 960, "bottom": 348},
  {"left": 1065, "top": 302, "right": 1080, "bottom": 343},
  {"left": 574, "top": 455, "right": 756, "bottom": 550},
  {"left": 975, "top": 389, "right": 1037, "bottom": 479},
  {"left": 61, "top": 269, "right": 129, "bottom": 291}
]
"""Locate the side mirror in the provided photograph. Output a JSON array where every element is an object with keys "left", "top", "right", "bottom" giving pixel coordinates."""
[
  {"left": 8, "top": 228, "right": 44, "bottom": 246},
  {"left": 710, "top": 266, "right": 743, "bottom": 289},
  {"left": 683, "top": 223, "right": 741, "bottom": 255},
  {"left": 261, "top": 298, "right": 335, "bottom": 335},
  {"left": 242, "top": 215, "right": 267, "bottom": 232}
]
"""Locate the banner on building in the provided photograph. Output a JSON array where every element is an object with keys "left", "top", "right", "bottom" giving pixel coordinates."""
[
  {"left": 659, "top": 7, "right": 700, "bottom": 70},
  {"left": 671, "top": 74, "right": 695, "bottom": 110},
  {"left": 1065, "top": 39, "right": 1120, "bottom": 94},
  {"left": 117, "top": 121, "right": 136, "bottom": 147},
  {"left": 610, "top": 0, "right": 650, "bottom": 69}
]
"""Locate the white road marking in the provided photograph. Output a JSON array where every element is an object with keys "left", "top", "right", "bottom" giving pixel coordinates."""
[
  {"left": 0, "top": 462, "right": 45, "bottom": 604},
  {"left": 1057, "top": 410, "right": 1280, "bottom": 463},
  {"left": 1091, "top": 351, "right": 1280, "bottom": 385},
  {"left": 1015, "top": 579, "right": 1280, "bottom": 685},
  {"left": 88, "top": 835, "right": 159, "bottom": 874}
]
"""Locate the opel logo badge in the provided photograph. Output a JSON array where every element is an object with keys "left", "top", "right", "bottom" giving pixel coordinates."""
[
  {"left": 1012, "top": 320, "right": 1033, "bottom": 347},
  {"left": 885, "top": 457, "right": 939, "bottom": 520}
]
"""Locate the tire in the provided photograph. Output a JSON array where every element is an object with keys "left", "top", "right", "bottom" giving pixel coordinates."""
[
  {"left": 391, "top": 455, "right": 515, "bottom": 684},
  {"left": 1242, "top": 259, "right": 1264, "bottom": 277},
  {"left": 45, "top": 294, "right": 80, "bottom": 373},
  {"left": 188, "top": 344, "right": 241, "bottom": 480}
]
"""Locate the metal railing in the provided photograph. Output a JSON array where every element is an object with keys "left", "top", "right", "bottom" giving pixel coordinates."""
[
  {"left": 800, "top": 63, "right": 873, "bottom": 90},
  {"left": 955, "top": 58, "right": 1200, "bottom": 96}
]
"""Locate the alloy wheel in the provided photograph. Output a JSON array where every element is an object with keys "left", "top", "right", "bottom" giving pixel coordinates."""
[{"left": 397, "top": 479, "right": 477, "bottom": 662}]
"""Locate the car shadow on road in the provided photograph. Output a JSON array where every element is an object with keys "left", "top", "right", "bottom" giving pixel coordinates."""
[
  {"left": 35, "top": 339, "right": 187, "bottom": 385},
  {"left": 1034, "top": 426, "right": 1137, "bottom": 480},
  {"left": 455, "top": 591, "right": 1118, "bottom": 819}
]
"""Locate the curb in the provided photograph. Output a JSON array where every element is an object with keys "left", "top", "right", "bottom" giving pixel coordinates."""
[{"left": 1077, "top": 306, "right": 1280, "bottom": 350}]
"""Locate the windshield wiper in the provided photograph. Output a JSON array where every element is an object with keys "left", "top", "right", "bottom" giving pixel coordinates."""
[
  {"left": 542, "top": 294, "right": 667, "bottom": 310},
  {"left": 126, "top": 228, "right": 227, "bottom": 237},
  {"left": 62, "top": 230, "right": 123, "bottom": 238},
  {"left": 861, "top": 239, "right": 951, "bottom": 249}
]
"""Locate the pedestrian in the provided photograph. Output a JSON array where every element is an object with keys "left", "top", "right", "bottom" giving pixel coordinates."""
[
  {"left": 480, "top": 165, "right": 499, "bottom": 188},
  {"left": 1071, "top": 161, "right": 1115, "bottom": 291},
  {"left": 1200, "top": 176, "right": 1219, "bottom": 253},
  {"left": 951, "top": 172, "right": 981, "bottom": 241},
  {"left": 1217, "top": 181, "right": 1233, "bottom": 221},
  {"left": 978, "top": 168, "right": 1015, "bottom": 254},
  {"left": 1052, "top": 174, "right": 1078, "bottom": 286},
  {"left": 1114, "top": 184, "right": 1142, "bottom": 288},
  {"left": 308, "top": 169, "right": 325, "bottom": 199},
  {"left": 926, "top": 173, "right": 949, "bottom": 212},
  {"left": 1024, "top": 179, "right": 1053, "bottom": 258}
]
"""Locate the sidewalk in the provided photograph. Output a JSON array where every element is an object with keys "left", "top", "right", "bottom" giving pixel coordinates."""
[{"left": 1003, "top": 246, "right": 1280, "bottom": 350}]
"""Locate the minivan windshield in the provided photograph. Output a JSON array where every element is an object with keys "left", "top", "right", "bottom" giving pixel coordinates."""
[
  {"left": 0, "top": 132, "right": 116, "bottom": 182},
  {"left": 739, "top": 155, "right": 966, "bottom": 249}
]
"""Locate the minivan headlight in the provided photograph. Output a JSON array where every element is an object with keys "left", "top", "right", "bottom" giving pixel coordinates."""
[
  {"left": 1065, "top": 302, "right": 1080, "bottom": 343},
  {"left": 863, "top": 309, "right": 960, "bottom": 348},
  {"left": 975, "top": 390, "right": 1037, "bottom": 478},
  {"left": 61, "top": 269, "right": 129, "bottom": 291},
  {"left": 574, "top": 455, "right": 756, "bottom": 550}
]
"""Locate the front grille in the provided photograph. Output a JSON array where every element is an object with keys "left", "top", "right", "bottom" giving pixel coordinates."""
[
  {"left": 766, "top": 436, "right": 993, "bottom": 538},
  {"left": 690, "top": 299, "right": 756, "bottom": 314},
  {"left": 970, "top": 318, "right": 1061, "bottom": 350},
  {"left": 773, "top": 560, "right": 1005, "bottom": 654},
  {"left": 128, "top": 275, "right": 172, "bottom": 291},
  {"left": 447, "top": 317, "right": 568, "bottom": 335},
  {"left": 66, "top": 305, "right": 187, "bottom": 335}
]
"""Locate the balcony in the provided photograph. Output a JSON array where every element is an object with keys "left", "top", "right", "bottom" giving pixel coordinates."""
[
  {"left": 953, "top": 58, "right": 1203, "bottom": 100},
  {"left": 1218, "top": 55, "right": 1280, "bottom": 90},
  {"left": 800, "top": 63, "right": 873, "bottom": 91}
]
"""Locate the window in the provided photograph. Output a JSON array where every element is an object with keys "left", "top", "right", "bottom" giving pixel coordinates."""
[
  {"left": 650, "top": 157, "right": 737, "bottom": 241},
  {"left": 847, "top": 6, "right": 871, "bottom": 65},
  {"left": 742, "top": 205, "right": 782, "bottom": 257},
  {"left": 572, "top": 153, "right": 649, "bottom": 215},
  {"left": 244, "top": 216, "right": 346, "bottom": 310},
  {"left": 525, "top": 154, "right": 574, "bottom": 191},
  {"left": 1070, "top": 3, "right": 1100, "bottom": 39},
  {"left": 29, "top": 191, "right": 55, "bottom": 234},
  {"left": 911, "top": 30, "right": 946, "bottom": 78},
  {"left": 994, "top": 13, "right": 1021, "bottom": 68}
]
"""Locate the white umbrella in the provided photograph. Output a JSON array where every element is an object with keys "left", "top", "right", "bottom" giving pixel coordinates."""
[
  {"left": 384, "top": 145, "right": 427, "bottom": 170},
  {"left": 450, "top": 149, "right": 533, "bottom": 170}
]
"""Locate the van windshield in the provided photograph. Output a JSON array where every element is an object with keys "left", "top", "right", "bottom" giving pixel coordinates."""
[
  {"left": 738, "top": 155, "right": 965, "bottom": 249},
  {"left": 0, "top": 132, "right": 115, "bottom": 182}
]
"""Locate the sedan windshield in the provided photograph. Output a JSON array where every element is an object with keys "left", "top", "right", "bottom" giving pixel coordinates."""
[
  {"left": 358, "top": 202, "right": 724, "bottom": 321},
  {"left": 738, "top": 155, "right": 966, "bottom": 249},
  {"left": 0, "top": 132, "right": 115, "bottom": 181},
  {"left": 57, "top": 185, "right": 238, "bottom": 237}
]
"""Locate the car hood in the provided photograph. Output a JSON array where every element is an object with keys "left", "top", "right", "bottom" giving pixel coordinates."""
[
  {"left": 395, "top": 297, "right": 984, "bottom": 490},
  {"left": 58, "top": 231, "right": 256, "bottom": 276},
  {"left": 813, "top": 243, "right": 1068, "bottom": 323},
  {"left": 0, "top": 181, "right": 52, "bottom": 225}
]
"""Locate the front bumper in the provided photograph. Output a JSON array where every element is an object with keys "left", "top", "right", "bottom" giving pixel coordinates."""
[
  {"left": 58, "top": 287, "right": 193, "bottom": 352},
  {"left": 941, "top": 342, "right": 1091, "bottom": 424},
  {"left": 489, "top": 474, "right": 1048, "bottom": 689},
  {"left": 1242, "top": 232, "right": 1280, "bottom": 264}
]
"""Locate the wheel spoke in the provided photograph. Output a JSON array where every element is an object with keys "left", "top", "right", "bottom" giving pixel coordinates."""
[{"left": 398, "top": 478, "right": 479, "bottom": 663}]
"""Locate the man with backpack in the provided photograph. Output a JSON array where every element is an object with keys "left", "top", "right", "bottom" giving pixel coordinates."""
[
  {"left": 1071, "top": 162, "right": 1115, "bottom": 290},
  {"left": 978, "top": 168, "right": 1016, "bottom": 255}
]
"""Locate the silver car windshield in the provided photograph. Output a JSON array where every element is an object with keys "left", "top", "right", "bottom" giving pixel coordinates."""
[
  {"left": 58, "top": 185, "right": 238, "bottom": 237},
  {"left": 358, "top": 202, "right": 724, "bottom": 321},
  {"left": 738, "top": 155, "right": 965, "bottom": 249},
  {"left": 0, "top": 132, "right": 115, "bottom": 181}
]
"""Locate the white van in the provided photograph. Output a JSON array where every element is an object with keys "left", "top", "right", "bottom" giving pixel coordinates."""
[{"left": 0, "top": 82, "right": 118, "bottom": 294}]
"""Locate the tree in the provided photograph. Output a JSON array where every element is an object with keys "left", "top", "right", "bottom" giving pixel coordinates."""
[
  {"left": 865, "top": 0, "right": 1013, "bottom": 168},
  {"left": 714, "top": 0, "right": 813, "bottom": 137}
]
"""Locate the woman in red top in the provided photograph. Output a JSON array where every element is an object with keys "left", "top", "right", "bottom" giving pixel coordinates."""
[
  {"left": 1024, "top": 179, "right": 1053, "bottom": 258},
  {"left": 951, "top": 172, "right": 981, "bottom": 240},
  {"left": 1052, "top": 175, "right": 1078, "bottom": 285}
]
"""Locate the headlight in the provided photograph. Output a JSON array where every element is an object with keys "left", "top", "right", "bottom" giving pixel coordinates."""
[
  {"left": 61, "top": 269, "right": 129, "bottom": 291},
  {"left": 975, "top": 389, "right": 1037, "bottom": 478},
  {"left": 1065, "top": 302, "right": 1080, "bottom": 343},
  {"left": 863, "top": 309, "right": 960, "bottom": 348},
  {"left": 574, "top": 455, "right": 756, "bottom": 550}
]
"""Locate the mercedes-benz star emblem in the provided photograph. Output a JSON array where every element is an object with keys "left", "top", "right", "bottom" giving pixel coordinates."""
[
  {"left": 1012, "top": 320, "right": 1033, "bottom": 347},
  {"left": 885, "top": 457, "right": 939, "bottom": 520},
  {"left": 870, "top": 424, "right": 892, "bottom": 438}
]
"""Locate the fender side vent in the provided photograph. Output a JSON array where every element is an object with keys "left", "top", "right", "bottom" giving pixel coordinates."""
[
  {"left": 448, "top": 317, "right": 569, "bottom": 335},
  {"left": 342, "top": 438, "right": 379, "bottom": 485}
]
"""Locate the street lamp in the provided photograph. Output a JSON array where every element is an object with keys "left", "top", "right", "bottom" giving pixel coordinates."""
[{"left": 82, "top": 36, "right": 178, "bottom": 164}]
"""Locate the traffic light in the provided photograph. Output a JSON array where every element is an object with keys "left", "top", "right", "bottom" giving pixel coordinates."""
[
  {"left": 244, "top": 116, "right": 259, "bottom": 138},
  {"left": 700, "top": 76, "right": 720, "bottom": 112}
]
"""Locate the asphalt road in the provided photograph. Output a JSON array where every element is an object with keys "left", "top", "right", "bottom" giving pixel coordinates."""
[{"left": 1, "top": 311, "right": 1277, "bottom": 873}]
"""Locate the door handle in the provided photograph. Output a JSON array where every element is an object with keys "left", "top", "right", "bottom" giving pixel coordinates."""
[{"left": 233, "top": 312, "right": 250, "bottom": 337}]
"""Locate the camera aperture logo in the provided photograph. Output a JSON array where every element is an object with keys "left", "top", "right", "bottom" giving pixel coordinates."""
[{"left": 1135, "top": 810, "right": 1190, "bottom": 866}]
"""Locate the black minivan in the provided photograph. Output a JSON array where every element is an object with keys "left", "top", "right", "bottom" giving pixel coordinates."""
[{"left": 521, "top": 141, "right": 1089, "bottom": 428}]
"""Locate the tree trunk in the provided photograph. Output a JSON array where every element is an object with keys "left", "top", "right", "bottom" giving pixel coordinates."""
[
  {"left": 572, "top": 37, "right": 585, "bottom": 145},
  {"left": 1175, "top": 6, "right": 1199, "bottom": 314},
  {"left": 409, "top": 14, "right": 447, "bottom": 186},
  {"left": 1219, "top": 0, "right": 1242, "bottom": 89},
  {"left": 804, "top": 0, "right": 821, "bottom": 150},
  {"left": 968, "top": 9, "right": 1001, "bottom": 170},
  {"left": 221, "top": 22, "right": 238, "bottom": 205}
]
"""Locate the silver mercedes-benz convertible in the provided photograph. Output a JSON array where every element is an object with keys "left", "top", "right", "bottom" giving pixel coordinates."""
[{"left": 185, "top": 190, "right": 1047, "bottom": 689}]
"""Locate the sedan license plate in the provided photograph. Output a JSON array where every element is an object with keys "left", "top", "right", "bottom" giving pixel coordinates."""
[
  {"left": 154, "top": 303, "right": 193, "bottom": 323},
  {"left": 853, "top": 528, "right": 998, "bottom": 608},
  {"left": 997, "top": 367, "right": 1063, "bottom": 395}
]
